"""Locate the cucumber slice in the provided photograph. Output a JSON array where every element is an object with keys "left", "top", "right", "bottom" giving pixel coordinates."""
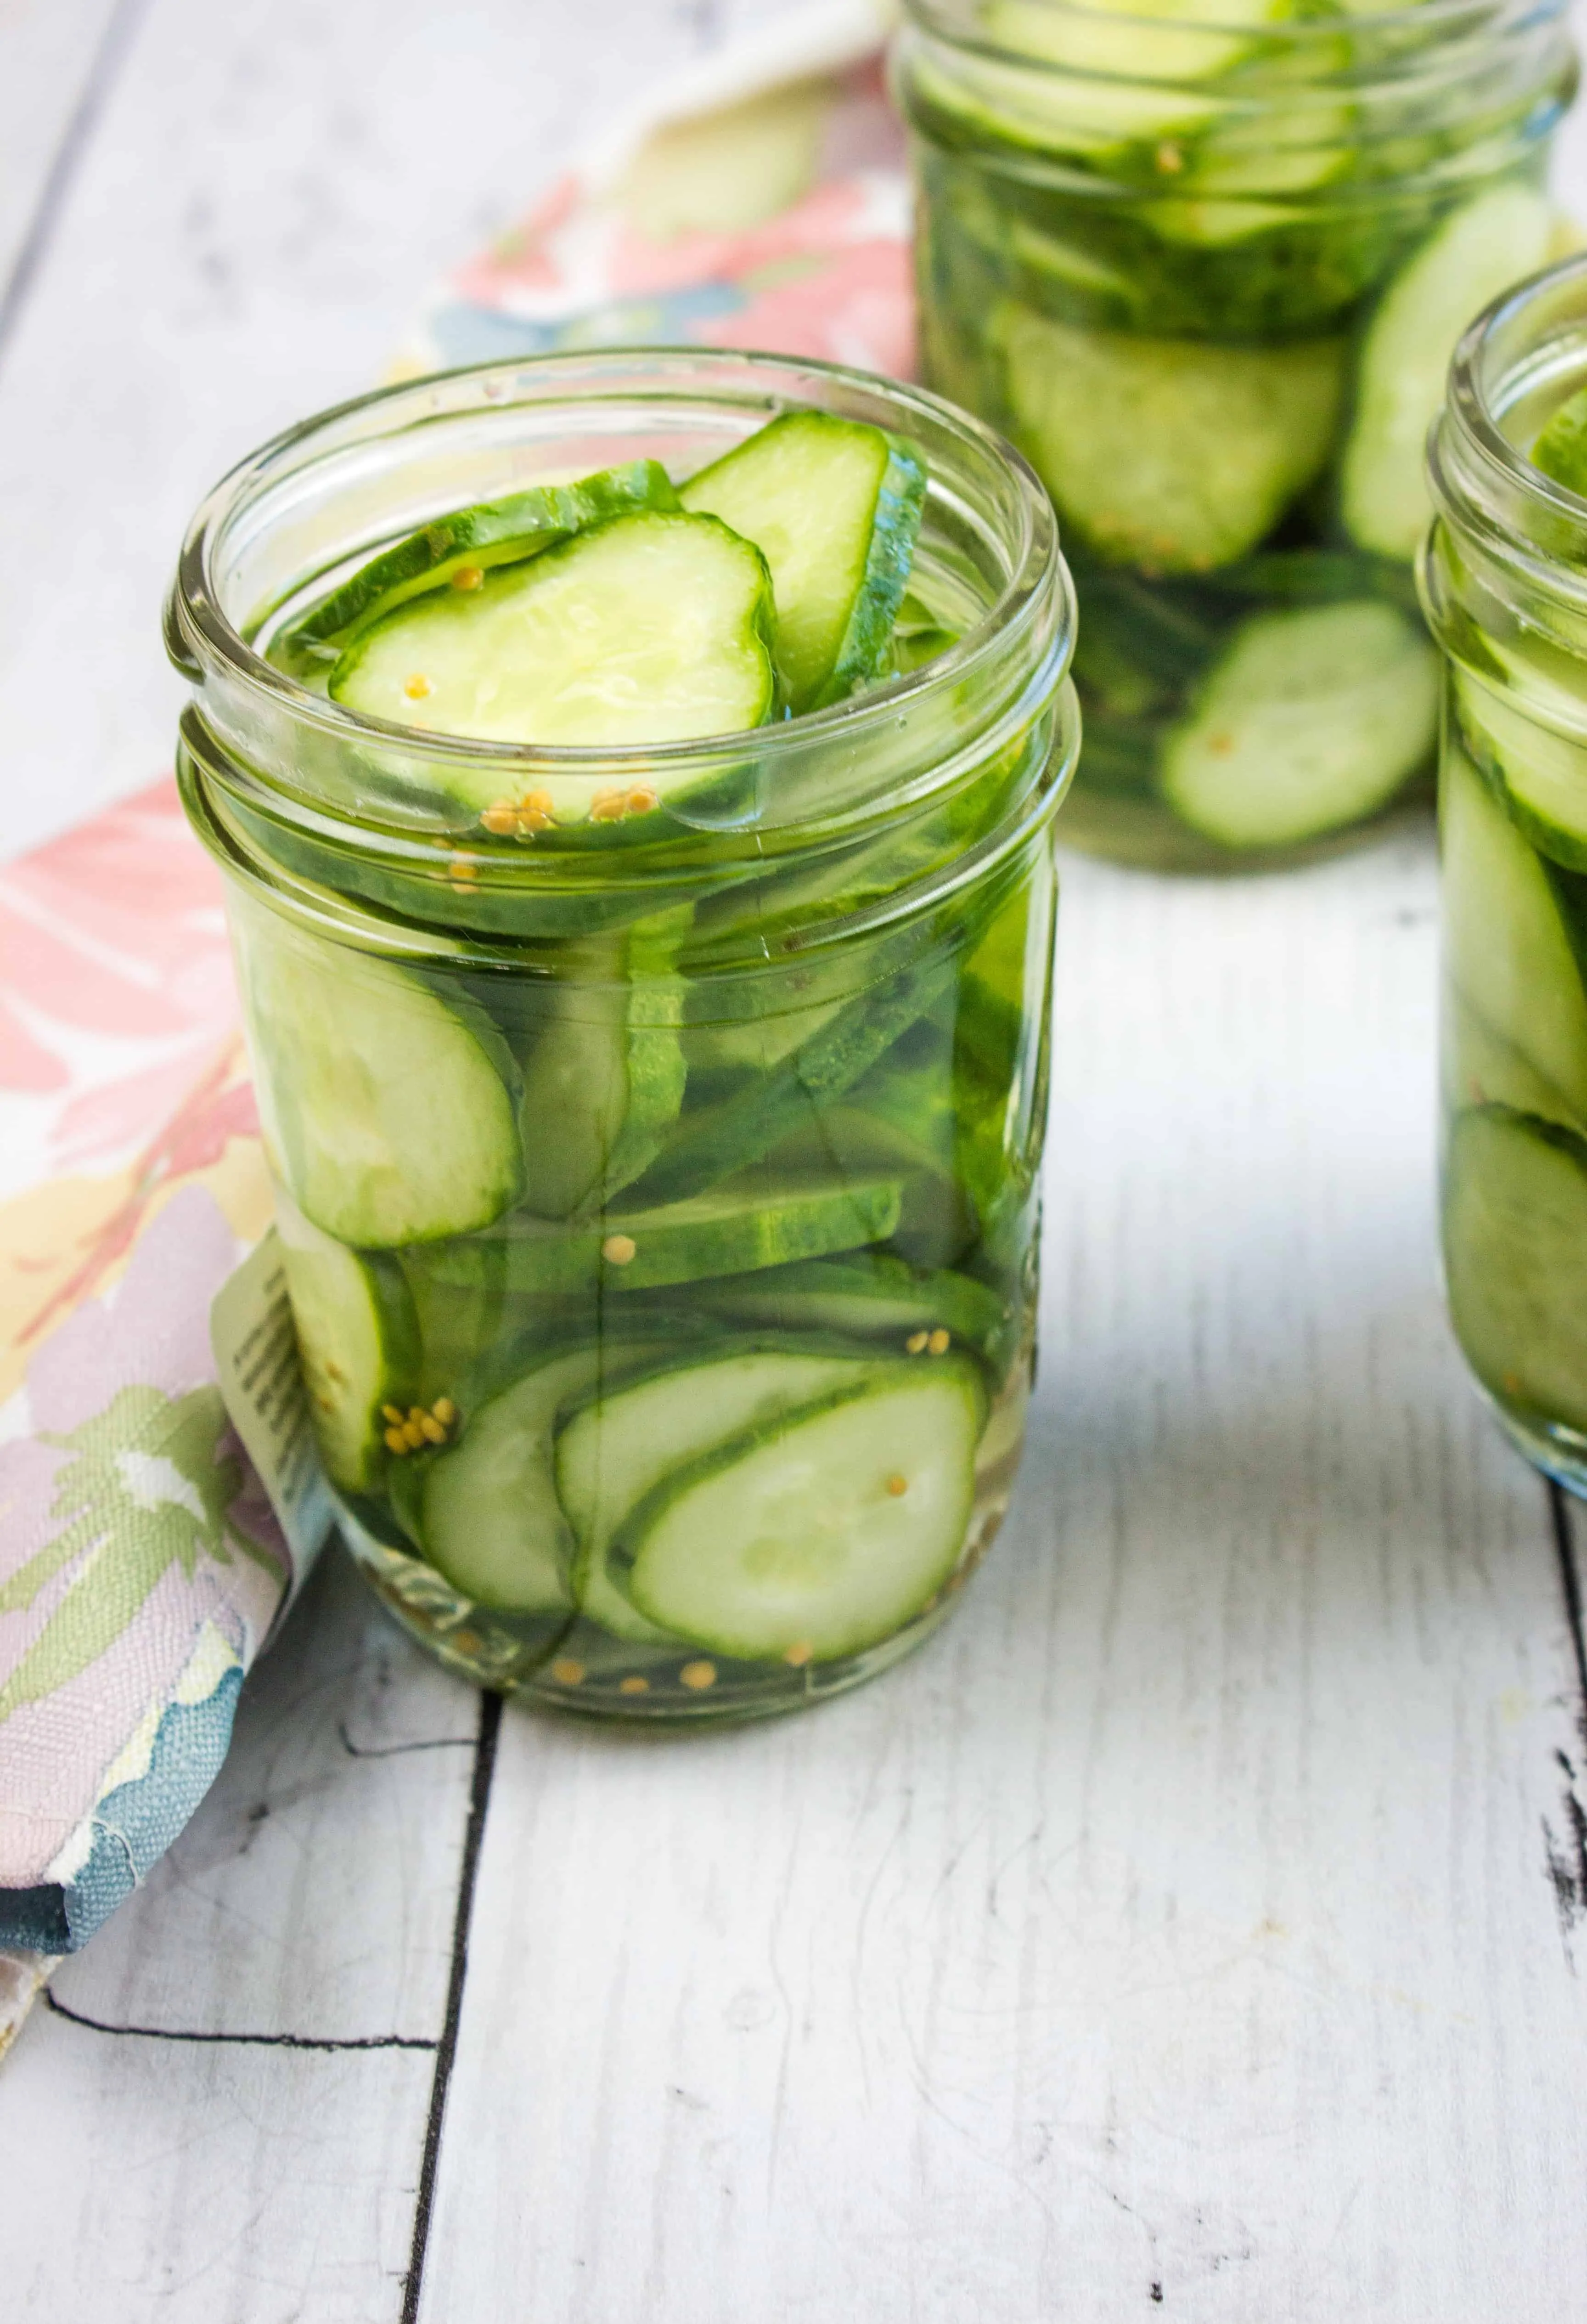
[
  {"left": 999, "top": 305, "right": 1345, "bottom": 573},
  {"left": 679, "top": 412, "right": 925, "bottom": 713},
  {"left": 518, "top": 915, "right": 689, "bottom": 1219},
  {"left": 235, "top": 908, "right": 523, "bottom": 1248},
  {"left": 557, "top": 1346, "right": 880, "bottom": 1645},
  {"left": 431, "top": 1168, "right": 906, "bottom": 1301},
  {"left": 417, "top": 1343, "right": 600, "bottom": 1613},
  {"left": 1340, "top": 183, "right": 1553, "bottom": 560},
  {"left": 330, "top": 510, "right": 776, "bottom": 778},
  {"left": 700, "top": 1253, "right": 1008, "bottom": 1357},
  {"left": 1443, "top": 985, "right": 1584, "bottom": 1136},
  {"left": 1441, "top": 731, "right": 1587, "bottom": 1121},
  {"left": 275, "top": 1196, "right": 419, "bottom": 1493},
  {"left": 282, "top": 461, "right": 680, "bottom": 650},
  {"left": 765, "top": 1100, "right": 973, "bottom": 1269},
  {"left": 1160, "top": 600, "right": 1437, "bottom": 849},
  {"left": 1444, "top": 1106, "right": 1587, "bottom": 1435},
  {"left": 618, "top": 1361, "right": 985, "bottom": 1662},
  {"left": 1456, "top": 679, "right": 1587, "bottom": 873},
  {"left": 636, "top": 952, "right": 954, "bottom": 1205},
  {"left": 1530, "top": 382, "right": 1587, "bottom": 497}
]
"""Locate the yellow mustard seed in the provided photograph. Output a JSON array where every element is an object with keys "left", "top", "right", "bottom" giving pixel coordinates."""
[
  {"left": 602, "top": 1233, "right": 637, "bottom": 1267},
  {"left": 480, "top": 803, "right": 518, "bottom": 835},
  {"left": 403, "top": 672, "right": 433, "bottom": 700},
  {"left": 401, "top": 1418, "right": 427, "bottom": 1450},
  {"left": 382, "top": 1403, "right": 405, "bottom": 1426},
  {"left": 383, "top": 1426, "right": 408, "bottom": 1455},
  {"left": 453, "top": 1630, "right": 481, "bottom": 1656},
  {"left": 433, "top": 1397, "right": 457, "bottom": 1426},
  {"left": 550, "top": 1657, "right": 586, "bottom": 1687},
  {"left": 523, "top": 789, "right": 555, "bottom": 818},
  {"left": 679, "top": 1659, "right": 717, "bottom": 1691},
  {"left": 619, "top": 1674, "right": 650, "bottom": 1695},
  {"left": 886, "top": 1473, "right": 909, "bottom": 1497},
  {"left": 927, "top": 1328, "right": 951, "bottom": 1355},
  {"left": 906, "top": 1329, "right": 930, "bottom": 1355},
  {"left": 783, "top": 1641, "right": 813, "bottom": 1668},
  {"left": 451, "top": 564, "right": 485, "bottom": 591},
  {"left": 419, "top": 1414, "right": 447, "bottom": 1445},
  {"left": 627, "top": 784, "right": 658, "bottom": 814}
]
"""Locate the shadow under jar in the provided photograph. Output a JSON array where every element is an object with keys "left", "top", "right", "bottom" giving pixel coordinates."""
[
  {"left": 896, "top": 0, "right": 1576, "bottom": 872},
  {"left": 167, "top": 349, "right": 1077, "bottom": 1720},
  {"left": 1423, "top": 255, "right": 1587, "bottom": 1497}
]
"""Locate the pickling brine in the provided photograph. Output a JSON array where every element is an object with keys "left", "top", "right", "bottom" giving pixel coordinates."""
[{"left": 167, "top": 350, "right": 1076, "bottom": 1717}]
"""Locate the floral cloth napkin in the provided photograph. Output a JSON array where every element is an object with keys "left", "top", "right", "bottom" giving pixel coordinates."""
[{"left": 0, "top": 0, "right": 907, "bottom": 2049}]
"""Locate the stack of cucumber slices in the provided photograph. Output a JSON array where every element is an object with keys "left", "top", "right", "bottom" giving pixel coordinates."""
[
  {"left": 257, "top": 410, "right": 1039, "bottom": 1698},
  {"left": 1441, "top": 462, "right": 1587, "bottom": 1442}
]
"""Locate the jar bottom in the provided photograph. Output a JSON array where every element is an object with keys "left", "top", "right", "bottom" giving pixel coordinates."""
[
  {"left": 1486, "top": 1398, "right": 1587, "bottom": 1503},
  {"left": 1055, "top": 783, "right": 1431, "bottom": 877},
  {"left": 335, "top": 1469, "right": 1016, "bottom": 1724}
]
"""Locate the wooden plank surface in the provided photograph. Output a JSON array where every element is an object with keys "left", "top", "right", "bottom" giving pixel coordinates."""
[
  {"left": 414, "top": 834, "right": 1587, "bottom": 2324},
  {"left": 4, "top": 2, "right": 1587, "bottom": 2319}
]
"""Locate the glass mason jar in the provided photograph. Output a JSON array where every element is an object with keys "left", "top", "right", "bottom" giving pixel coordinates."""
[
  {"left": 166, "top": 349, "right": 1077, "bottom": 1719},
  {"left": 896, "top": 0, "right": 1576, "bottom": 872},
  {"left": 1424, "top": 254, "right": 1587, "bottom": 1494}
]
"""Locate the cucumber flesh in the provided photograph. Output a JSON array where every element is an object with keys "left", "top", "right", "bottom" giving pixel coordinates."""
[
  {"left": 680, "top": 412, "right": 925, "bottom": 713},
  {"left": 1530, "top": 382, "right": 1587, "bottom": 498},
  {"left": 1441, "top": 732, "right": 1587, "bottom": 1121},
  {"left": 331, "top": 510, "right": 776, "bottom": 775},
  {"left": 281, "top": 461, "right": 681, "bottom": 651},
  {"left": 418, "top": 1344, "right": 602, "bottom": 1613},
  {"left": 1340, "top": 183, "right": 1553, "bottom": 560},
  {"left": 1000, "top": 306, "right": 1345, "bottom": 574},
  {"left": 235, "top": 906, "right": 523, "bottom": 1248},
  {"left": 557, "top": 1346, "right": 879, "bottom": 1646},
  {"left": 1444, "top": 1106, "right": 1587, "bottom": 1436},
  {"left": 429, "top": 1168, "right": 905, "bottom": 1300},
  {"left": 620, "top": 1362, "right": 985, "bottom": 1661},
  {"left": 1457, "top": 677, "right": 1587, "bottom": 873},
  {"left": 275, "top": 1195, "right": 419, "bottom": 1493},
  {"left": 1160, "top": 600, "right": 1437, "bottom": 848}
]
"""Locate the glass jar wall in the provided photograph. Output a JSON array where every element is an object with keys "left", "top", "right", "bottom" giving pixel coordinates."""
[
  {"left": 1424, "top": 255, "right": 1587, "bottom": 1494},
  {"left": 897, "top": 0, "right": 1576, "bottom": 872},
  {"left": 167, "top": 350, "right": 1077, "bottom": 1719}
]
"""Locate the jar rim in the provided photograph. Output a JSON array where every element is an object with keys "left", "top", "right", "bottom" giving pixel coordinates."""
[
  {"left": 1427, "top": 251, "right": 1587, "bottom": 620},
  {"left": 903, "top": 0, "right": 1569, "bottom": 60},
  {"left": 168, "top": 345, "right": 1071, "bottom": 786}
]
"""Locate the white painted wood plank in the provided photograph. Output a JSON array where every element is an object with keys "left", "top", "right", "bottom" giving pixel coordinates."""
[
  {"left": 0, "top": 0, "right": 122, "bottom": 293},
  {"left": 418, "top": 831, "right": 1587, "bottom": 2324},
  {"left": 45, "top": 1546, "right": 479, "bottom": 2042},
  {"left": 0, "top": 0, "right": 806, "bottom": 864},
  {"left": 2, "top": 2020, "right": 433, "bottom": 2324}
]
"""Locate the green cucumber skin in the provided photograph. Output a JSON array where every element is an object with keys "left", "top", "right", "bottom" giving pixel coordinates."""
[
  {"left": 280, "top": 460, "right": 682, "bottom": 651},
  {"left": 822, "top": 433, "right": 929, "bottom": 710},
  {"left": 276, "top": 1207, "right": 422, "bottom": 1495},
  {"left": 632, "top": 949, "right": 957, "bottom": 1208}
]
